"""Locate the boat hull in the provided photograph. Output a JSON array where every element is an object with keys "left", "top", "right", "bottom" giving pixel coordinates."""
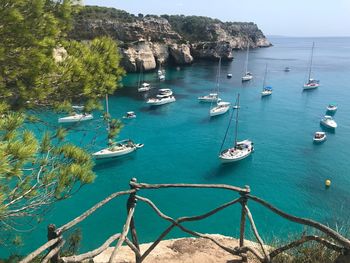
[
  {"left": 210, "top": 104, "right": 230, "bottom": 117},
  {"left": 219, "top": 140, "right": 254, "bottom": 162},
  {"left": 147, "top": 97, "right": 176, "bottom": 106},
  {"left": 303, "top": 83, "right": 320, "bottom": 90},
  {"left": 93, "top": 146, "right": 136, "bottom": 159},
  {"left": 58, "top": 114, "right": 93, "bottom": 123},
  {"left": 242, "top": 76, "right": 253, "bottom": 82}
]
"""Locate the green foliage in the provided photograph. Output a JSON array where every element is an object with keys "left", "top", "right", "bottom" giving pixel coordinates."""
[
  {"left": 0, "top": 0, "right": 125, "bottom": 239},
  {"left": 161, "top": 15, "right": 221, "bottom": 42}
]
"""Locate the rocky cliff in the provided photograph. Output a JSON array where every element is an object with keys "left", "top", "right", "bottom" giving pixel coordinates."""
[{"left": 71, "top": 6, "right": 271, "bottom": 72}]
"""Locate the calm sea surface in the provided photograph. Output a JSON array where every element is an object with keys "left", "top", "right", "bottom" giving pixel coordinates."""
[{"left": 3, "top": 36, "right": 350, "bottom": 256}]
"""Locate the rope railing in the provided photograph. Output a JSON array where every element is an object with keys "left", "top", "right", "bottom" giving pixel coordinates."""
[{"left": 20, "top": 178, "right": 350, "bottom": 263}]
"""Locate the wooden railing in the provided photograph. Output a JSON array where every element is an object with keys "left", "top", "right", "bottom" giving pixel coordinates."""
[{"left": 20, "top": 178, "right": 350, "bottom": 263}]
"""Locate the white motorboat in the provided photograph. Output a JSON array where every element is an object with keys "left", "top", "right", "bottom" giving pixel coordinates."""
[
  {"left": 313, "top": 132, "right": 326, "bottom": 143},
  {"left": 320, "top": 115, "right": 337, "bottom": 129},
  {"left": 232, "top": 105, "right": 240, "bottom": 109},
  {"left": 157, "top": 88, "right": 173, "bottom": 97},
  {"left": 219, "top": 94, "right": 254, "bottom": 163},
  {"left": 138, "top": 82, "right": 151, "bottom": 92},
  {"left": 242, "top": 45, "right": 253, "bottom": 82},
  {"left": 303, "top": 42, "right": 320, "bottom": 90},
  {"left": 198, "top": 93, "right": 221, "bottom": 103},
  {"left": 93, "top": 140, "right": 144, "bottom": 159},
  {"left": 326, "top": 104, "right": 337, "bottom": 113},
  {"left": 123, "top": 111, "right": 136, "bottom": 119},
  {"left": 227, "top": 73, "right": 232, "bottom": 78},
  {"left": 159, "top": 74, "right": 165, "bottom": 81},
  {"left": 210, "top": 101, "right": 231, "bottom": 117},
  {"left": 58, "top": 113, "right": 93, "bottom": 123},
  {"left": 147, "top": 95, "right": 176, "bottom": 106}
]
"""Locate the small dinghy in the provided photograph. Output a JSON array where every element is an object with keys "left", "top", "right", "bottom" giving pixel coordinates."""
[
  {"left": 123, "top": 111, "right": 136, "bottom": 119},
  {"left": 313, "top": 131, "right": 326, "bottom": 143}
]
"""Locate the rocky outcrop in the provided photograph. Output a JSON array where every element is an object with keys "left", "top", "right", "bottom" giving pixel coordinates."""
[{"left": 71, "top": 6, "right": 271, "bottom": 72}]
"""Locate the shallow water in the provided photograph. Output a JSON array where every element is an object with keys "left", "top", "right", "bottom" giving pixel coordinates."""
[{"left": 3, "top": 36, "right": 350, "bottom": 257}]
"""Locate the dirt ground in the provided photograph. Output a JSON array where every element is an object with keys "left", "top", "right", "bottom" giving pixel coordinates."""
[{"left": 93, "top": 234, "right": 262, "bottom": 263}]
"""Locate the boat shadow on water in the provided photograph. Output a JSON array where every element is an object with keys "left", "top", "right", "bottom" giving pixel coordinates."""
[
  {"left": 204, "top": 156, "right": 253, "bottom": 180},
  {"left": 93, "top": 154, "right": 136, "bottom": 171}
]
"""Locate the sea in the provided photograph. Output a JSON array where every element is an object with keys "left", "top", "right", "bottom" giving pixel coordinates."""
[{"left": 2, "top": 36, "right": 350, "bottom": 257}]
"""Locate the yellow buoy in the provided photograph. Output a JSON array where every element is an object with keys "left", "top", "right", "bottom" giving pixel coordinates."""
[{"left": 325, "top": 179, "right": 331, "bottom": 187}]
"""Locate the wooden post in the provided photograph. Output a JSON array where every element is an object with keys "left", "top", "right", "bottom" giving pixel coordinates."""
[
  {"left": 47, "top": 224, "right": 60, "bottom": 263},
  {"left": 128, "top": 178, "right": 141, "bottom": 263},
  {"left": 239, "top": 185, "right": 250, "bottom": 262}
]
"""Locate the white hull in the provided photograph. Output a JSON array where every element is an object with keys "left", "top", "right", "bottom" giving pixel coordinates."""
[
  {"left": 219, "top": 140, "right": 254, "bottom": 162},
  {"left": 210, "top": 103, "right": 230, "bottom": 117},
  {"left": 58, "top": 114, "right": 93, "bottom": 123},
  {"left": 320, "top": 116, "right": 337, "bottom": 129},
  {"left": 93, "top": 143, "right": 144, "bottom": 159},
  {"left": 326, "top": 106, "right": 337, "bottom": 112},
  {"left": 147, "top": 96, "right": 176, "bottom": 106},
  {"left": 261, "top": 91, "right": 272, "bottom": 97},
  {"left": 159, "top": 74, "right": 165, "bottom": 81},
  {"left": 242, "top": 75, "right": 253, "bottom": 82},
  {"left": 303, "top": 83, "right": 320, "bottom": 90}
]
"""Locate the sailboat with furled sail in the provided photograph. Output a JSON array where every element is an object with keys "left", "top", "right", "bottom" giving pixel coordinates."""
[
  {"left": 209, "top": 57, "right": 230, "bottom": 117},
  {"left": 242, "top": 44, "right": 253, "bottom": 82},
  {"left": 219, "top": 94, "right": 254, "bottom": 162},
  {"left": 303, "top": 42, "right": 320, "bottom": 90},
  {"left": 92, "top": 95, "right": 143, "bottom": 159}
]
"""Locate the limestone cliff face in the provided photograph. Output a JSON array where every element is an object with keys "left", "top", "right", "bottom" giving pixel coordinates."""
[{"left": 71, "top": 6, "right": 271, "bottom": 72}]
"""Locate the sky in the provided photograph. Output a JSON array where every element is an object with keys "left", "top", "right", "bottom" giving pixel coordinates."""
[{"left": 84, "top": 0, "right": 350, "bottom": 37}]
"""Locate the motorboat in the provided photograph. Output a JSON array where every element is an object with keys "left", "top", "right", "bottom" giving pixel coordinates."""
[
  {"left": 210, "top": 101, "right": 231, "bottom": 117},
  {"left": 320, "top": 115, "right": 337, "bottom": 129},
  {"left": 313, "top": 132, "right": 326, "bottom": 143},
  {"left": 326, "top": 104, "right": 337, "bottom": 113},
  {"left": 93, "top": 140, "right": 144, "bottom": 159},
  {"left": 219, "top": 94, "right": 254, "bottom": 163},
  {"left": 227, "top": 73, "right": 232, "bottom": 78},
  {"left": 159, "top": 74, "right": 165, "bottom": 81},
  {"left": 284, "top": 67, "right": 291, "bottom": 72},
  {"left": 58, "top": 113, "right": 93, "bottom": 123},
  {"left": 138, "top": 82, "right": 151, "bottom": 92},
  {"left": 198, "top": 93, "right": 221, "bottom": 103},
  {"left": 157, "top": 88, "right": 173, "bottom": 97},
  {"left": 147, "top": 95, "right": 176, "bottom": 106},
  {"left": 72, "top": 105, "right": 84, "bottom": 110},
  {"left": 123, "top": 111, "right": 136, "bottom": 119}
]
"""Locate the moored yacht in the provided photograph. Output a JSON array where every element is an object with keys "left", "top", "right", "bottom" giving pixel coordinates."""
[
  {"left": 93, "top": 139, "right": 144, "bottom": 159},
  {"left": 147, "top": 95, "right": 176, "bottom": 106},
  {"left": 320, "top": 115, "right": 337, "bottom": 129},
  {"left": 210, "top": 101, "right": 231, "bottom": 117},
  {"left": 198, "top": 93, "right": 221, "bottom": 103}
]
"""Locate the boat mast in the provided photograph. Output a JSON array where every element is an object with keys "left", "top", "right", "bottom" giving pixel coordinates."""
[
  {"left": 105, "top": 94, "right": 110, "bottom": 132},
  {"left": 234, "top": 94, "right": 240, "bottom": 147},
  {"left": 308, "top": 42, "right": 315, "bottom": 81},
  {"left": 262, "top": 64, "right": 268, "bottom": 89},
  {"left": 137, "top": 60, "right": 143, "bottom": 88},
  {"left": 245, "top": 44, "right": 249, "bottom": 74},
  {"left": 211, "top": 57, "right": 221, "bottom": 110}
]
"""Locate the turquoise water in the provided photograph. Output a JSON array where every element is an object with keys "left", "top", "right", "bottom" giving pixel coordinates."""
[{"left": 3, "top": 37, "right": 350, "bottom": 256}]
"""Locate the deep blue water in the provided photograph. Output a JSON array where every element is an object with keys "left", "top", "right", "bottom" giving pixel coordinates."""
[{"left": 3, "top": 36, "right": 350, "bottom": 257}]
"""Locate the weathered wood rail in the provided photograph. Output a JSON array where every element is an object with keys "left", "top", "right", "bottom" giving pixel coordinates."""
[{"left": 20, "top": 178, "right": 350, "bottom": 263}]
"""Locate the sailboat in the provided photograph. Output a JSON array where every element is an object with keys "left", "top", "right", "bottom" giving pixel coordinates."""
[
  {"left": 210, "top": 57, "right": 230, "bottom": 117},
  {"left": 303, "top": 42, "right": 320, "bottom": 90},
  {"left": 261, "top": 64, "right": 272, "bottom": 97},
  {"left": 242, "top": 44, "right": 253, "bottom": 82},
  {"left": 92, "top": 95, "right": 143, "bottom": 159},
  {"left": 137, "top": 61, "right": 151, "bottom": 92},
  {"left": 219, "top": 94, "right": 254, "bottom": 163},
  {"left": 158, "top": 62, "right": 165, "bottom": 81}
]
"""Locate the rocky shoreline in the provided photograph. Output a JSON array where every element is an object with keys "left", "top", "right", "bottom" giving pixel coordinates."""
[{"left": 71, "top": 6, "right": 272, "bottom": 72}]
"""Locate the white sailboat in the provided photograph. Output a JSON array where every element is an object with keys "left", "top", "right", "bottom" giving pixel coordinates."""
[
  {"left": 210, "top": 57, "right": 230, "bottom": 117},
  {"left": 92, "top": 95, "right": 143, "bottom": 159},
  {"left": 261, "top": 64, "right": 273, "bottom": 97},
  {"left": 158, "top": 63, "right": 165, "bottom": 81},
  {"left": 242, "top": 44, "right": 253, "bottom": 82},
  {"left": 303, "top": 42, "right": 320, "bottom": 90},
  {"left": 219, "top": 94, "right": 254, "bottom": 163},
  {"left": 137, "top": 61, "right": 151, "bottom": 92}
]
